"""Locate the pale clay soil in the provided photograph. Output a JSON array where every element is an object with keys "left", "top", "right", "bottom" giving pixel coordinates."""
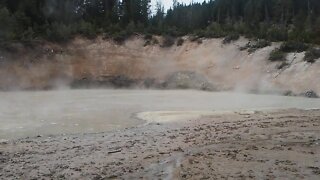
[
  {"left": 0, "top": 109, "right": 320, "bottom": 179},
  {"left": 1, "top": 36, "right": 320, "bottom": 94}
]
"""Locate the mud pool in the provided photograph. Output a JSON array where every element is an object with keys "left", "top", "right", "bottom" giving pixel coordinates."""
[{"left": 0, "top": 89, "right": 319, "bottom": 139}]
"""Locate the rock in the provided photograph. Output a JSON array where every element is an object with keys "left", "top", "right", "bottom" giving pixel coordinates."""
[
  {"left": 108, "top": 148, "right": 122, "bottom": 154},
  {"left": 303, "top": 91, "right": 319, "bottom": 98},
  {"left": 163, "top": 71, "right": 215, "bottom": 91},
  {"left": 283, "top": 90, "right": 295, "bottom": 97},
  {"left": 143, "top": 155, "right": 154, "bottom": 159},
  {"left": 109, "top": 75, "right": 135, "bottom": 88},
  {"left": 143, "top": 78, "right": 156, "bottom": 88},
  {"left": 0, "top": 139, "right": 8, "bottom": 144},
  {"left": 71, "top": 75, "right": 137, "bottom": 88},
  {"left": 308, "top": 166, "right": 320, "bottom": 175}
]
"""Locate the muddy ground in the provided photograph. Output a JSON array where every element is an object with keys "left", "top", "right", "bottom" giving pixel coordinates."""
[{"left": 0, "top": 109, "right": 320, "bottom": 179}]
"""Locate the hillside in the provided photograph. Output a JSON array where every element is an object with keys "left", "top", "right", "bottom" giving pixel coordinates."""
[{"left": 0, "top": 36, "right": 319, "bottom": 96}]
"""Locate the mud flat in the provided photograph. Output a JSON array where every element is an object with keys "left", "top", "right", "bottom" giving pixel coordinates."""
[
  {"left": 0, "top": 108, "right": 320, "bottom": 179},
  {"left": 1, "top": 89, "right": 320, "bottom": 139}
]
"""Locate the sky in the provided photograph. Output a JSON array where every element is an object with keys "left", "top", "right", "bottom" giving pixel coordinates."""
[{"left": 151, "top": 0, "right": 207, "bottom": 12}]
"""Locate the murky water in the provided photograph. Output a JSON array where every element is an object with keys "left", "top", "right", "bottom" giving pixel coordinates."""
[{"left": 0, "top": 89, "right": 319, "bottom": 139}]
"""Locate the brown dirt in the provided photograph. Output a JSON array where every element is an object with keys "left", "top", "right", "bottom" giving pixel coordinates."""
[{"left": 1, "top": 109, "right": 319, "bottom": 179}]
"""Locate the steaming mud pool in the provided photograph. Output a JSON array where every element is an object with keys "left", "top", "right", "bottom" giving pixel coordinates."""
[
  {"left": 1, "top": 89, "right": 320, "bottom": 179},
  {"left": 0, "top": 89, "right": 319, "bottom": 139}
]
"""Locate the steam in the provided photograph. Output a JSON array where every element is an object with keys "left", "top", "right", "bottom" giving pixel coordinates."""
[{"left": 2, "top": 89, "right": 320, "bottom": 139}]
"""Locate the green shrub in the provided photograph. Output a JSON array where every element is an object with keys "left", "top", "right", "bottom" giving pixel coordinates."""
[
  {"left": 126, "top": 21, "right": 136, "bottom": 34},
  {"left": 112, "top": 31, "right": 130, "bottom": 44},
  {"left": 193, "top": 30, "right": 205, "bottom": 38},
  {"left": 241, "top": 39, "right": 271, "bottom": 53},
  {"left": 166, "top": 26, "right": 181, "bottom": 37},
  {"left": 107, "top": 23, "right": 122, "bottom": 34},
  {"left": 144, "top": 40, "right": 151, "bottom": 47},
  {"left": 152, "top": 38, "right": 159, "bottom": 45},
  {"left": 78, "top": 20, "right": 96, "bottom": 38},
  {"left": 269, "top": 48, "right": 286, "bottom": 61},
  {"left": 177, "top": 38, "right": 184, "bottom": 46},
  {"left": 248, "top": 39, "right": 271, "bottom": 53},
  {"left": 190, "top": 36, "right": 200, "bottom": 42},
  {"left": 21, "top": 27, "right": 35, "bottom": 41},
  {"left": 46, "top": 22, "right": 74, "bottom": 41},
  {"left": 287, "top": 29, "right": 312, "bottom": 43},
  {"left": 144, "top": 34, "right": 152, "bottom": 40},
  {"left": 280, "top": 41, "right": 309, "bottom": 52},
  {"left": 233, "top": 21, "right": 249, "bottom": 35},
  {"left": 206, "top": 23, "right": 225, "bottom": 38},
  {"left": 239, "top": 45, "right": 248, "bottom": 51},
  {"left": 0, "top": 7, "right": 17, "bottom": 40},
  {"left": 161, "top": 35, "right": 175, "bottom": 47},
  {"left": 253, "top": 39, "right": 271, "bottom": 48},
  {"left": 304, "top": 48, "right": 320, "bottom": 63},
  {"left": 266, "top": 26, "right": 288, "bottom": 41},
  {"left": 222, "top": 33, "right": 240, "bottom": 44},
  {"left": 143, "top": 34, "right": 153, "bottom": 46},
  {"left": 247, "top": 47, "right": 257, "bottom": 54},
  {"left": 143, "top": 34, "right": 160, "bottom": 46},
  {"left": 195, "top": 24, "right": 227, "bottom": 38}
]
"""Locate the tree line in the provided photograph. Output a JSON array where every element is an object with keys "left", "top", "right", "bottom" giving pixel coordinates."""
[{"left": 0, "top": 0, "right": 319, "bottom": 44}]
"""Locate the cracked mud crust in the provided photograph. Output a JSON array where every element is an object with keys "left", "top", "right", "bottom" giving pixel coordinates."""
[{"left": 0, "top": 109, "right": 320, "bottom": 179}]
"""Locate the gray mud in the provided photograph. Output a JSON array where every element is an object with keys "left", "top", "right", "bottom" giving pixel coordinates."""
[
  {"left": 0, "top": 109, "right": 319, "bottom": 179},
  {"left": 1, "top": 89, "right": 319, "bottom": 139}
]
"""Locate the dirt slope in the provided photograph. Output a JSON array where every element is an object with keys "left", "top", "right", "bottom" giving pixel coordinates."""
[{"left": 0, "top": 36, "right": 319, "bottom": 94}]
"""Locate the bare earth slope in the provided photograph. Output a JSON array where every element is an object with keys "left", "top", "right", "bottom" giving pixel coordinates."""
[
  {"left": 0, "top": 36, "right": 319, "bottom": 94},
  {"left": 1, "top": 109, "right": 319, "bottom": 179}
]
